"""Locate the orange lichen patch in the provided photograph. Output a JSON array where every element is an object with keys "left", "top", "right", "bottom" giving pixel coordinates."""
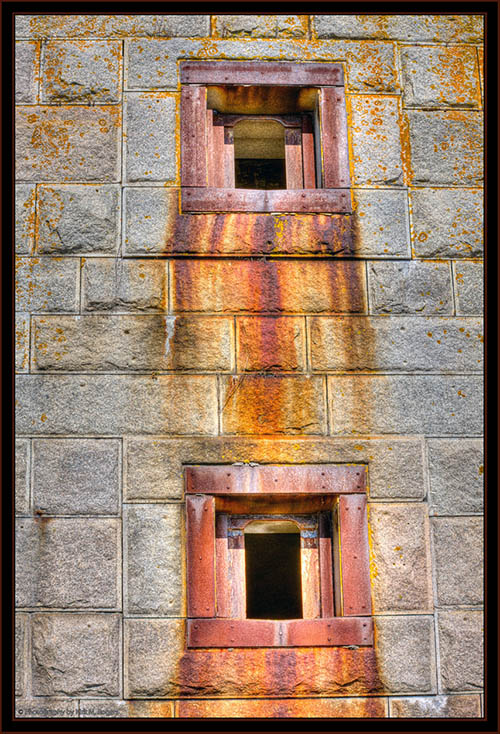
[
  {"left": 177, "top": 646, "right": 384, "bottom": 698},
  {"left": 345, "top": 42, "right": 399, "bottom": 94},
  {"left": 398, "top": 108, "right": 414, "bottom": 187},
  {"left": 171, "top": 260, "right": 366, "bottom": 314},
  {"left": 433, "top": 46, "right": 481, "bottom": 106},
  {"left": 236, "top": 317, "right": 305, "bottom": 372},
  {"left": 477, "top": 47, "right": 484, "bottom": 101},
  {"left": 178, "top": 696, "right": 387, "bottom": 718},
  {"left": 220, "top": 374, "right": 325, "bottom": 435}
]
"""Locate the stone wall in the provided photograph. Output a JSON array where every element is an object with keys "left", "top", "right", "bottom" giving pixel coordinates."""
[{"left": 15, "top": 14, "right": 483, "bottom": 719}]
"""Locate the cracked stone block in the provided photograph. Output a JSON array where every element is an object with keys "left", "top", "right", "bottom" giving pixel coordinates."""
[
  {"left": 438, "top": 611, "right": 483, "bottom": 692},
  {"left": 32, "top": 438, "right": 120, "bottom": 514},
  {"left": 15, "top": 374, "right": 218, "bottom": 435},
  {"left": 349, "top": 96, "right": 404, "bottom": 186},
  {"left": 368, "top": 261, "right": 453, "bottom": 314},
  {"left": 390, "top": 695, "right": 481, "bottom": 717},
  {"left": 369, "top": 504, "right": 432, "bottom": 612},
  {"left": 125, "top": 93, "right": 177, "bottom": 182},
  {"left": 375, "top": 616, "right": 436, "bottom": 693},
  {"left": 82, "top": 258, "right": 166, "bottom": 312},
  {"left": 427, "top": 438, "right": 483, "bottom": 515},
  {"left": 410, "top": 188, "right": 483, "bottom": 259},
  {"left": 16, "top": 41, "right": 39, "bottom": 103},
  {"left": 124, "top": 504, "right": 183, "bottom": 615},
  {"left": 214, "top": 15, "right": 308, "bottom": 38},
  {"left": 16, "top": 106, "right": 121, "bottom": 182},
  {"left": 36, "top": 185, "right": 120, "bottom": 254},
  {"left": 15, "top": 257, "right": 79, "bottom": 313},
  {"left": 16, "top": 517, "right": 120, "bottom": 608},
  {"left": 352, "top": 189, "right": 410, "bottom": 258},
  {"left": 15, "top": 184, "right": 36, "bottom": 254},
  {"left": 401, "top": 45, "right": 481, "bottom": 108},
  {"left": 41, "top": 40, "right": 122, "bottom": 103},
  {"left": 454, "top": 261, "right": 483, "bottom": 315},
  {"left": 16, "top": 14, "right": 210, "bottom": 39},
  {"left": 236, "top": 317, "right": 306, "bottom": 372},
  {"left": 15, "top": 439, "right": 30, "bottom": 515},
  {"left": 313, "top": 15, "right": 483, "bottom": 43},
  {"left": 31, "top": 613, "right": 120, "bottom": 697},
  {"left": 15, "top": 313, "right": 29, "bottom": 372},
  {"left": 16, "top": 613, "right": 27, "bottom": 696},
  {"left": 432, "top": 517, "right": 483, "bottom": 606},
  {"left": 406, "top": 110, "right": 483, "bottom": 186},
  {"left": 33, "top": 314, "right": 233, "bottom": 372},
  {"left": 125, "top": 619, "right": 185, "bottom": 698}
]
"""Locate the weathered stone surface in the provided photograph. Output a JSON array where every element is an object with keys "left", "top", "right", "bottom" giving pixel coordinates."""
[
  {"left": 16, "top": 518, "right": 120, "bottom": 608},
  {"left": 390, "top": 695, "right": 481, "bottom": 718},
  {"left": 15, "top": 439, "right": 30, "bottom": 514},
  {"left": 432, "top": 517, "right": 483, "bottom": 606},
  {"left": 478, "top": 47, "right": 484, "bottom": 100},
  {"left": 369, "top": 504, "right": 432, "bottom": 612},
  {"left": 125, "top": 38, "right": 398, "bottom": 94},
  {"left": 16, "top": 613, "right": 27, "bottom": 696},
  {"left": 15, "top": 184, "right": 36, "bottom": 254},
  {"left": 33, "top": 315, "right": 234, "bottom": 372},
  {"left": 410, "top": 188, "right": 483, "bottom": 259},
  {"left": 407, "top": 110, "right": 483, "bottom": 186},
  {"left": 82, "top": 258, "right": 167, "bottom": 312},
  {"left": 15, "top": 41, "right": 39, "bottom": 103},
  {"left": 16, "top": 14, "right": 210, "bottom": 38},
  {"left": 125, "top": 619, "right": 184, "bottom": 698},
  {"left": 438, "top": 611, "right": 483, "bottom": 692},
  {"left": 15, "top": 313, "right": 29, "bottom": 372},
  {"left": 124, "top": 186, "right": 353, "bottom": 257},
  {"left": 375, "top": 616, "right": 435, "bottom": 693},
  {"left": 352, "top": 189, "right": 410, "bottom": 258},
  {"left": 401, "top": 45, "right": 480, "bottom": 108},
  {"left": 41, "top": 41, "right": 122, "bottom": 103},
  {"left": 32, "top": 438, "right": 120, "bottom": 514},
  {"left": 427, "top": 438, "right": 483, "bottom": 515},
  {"left": 221, "top": 375, "right": 326, "bottom": 435},
  {"left": 31, "top": 613, "right": 120, "bottom": 697},
  {"left": 16, "top": 257, "right": 79, "bottom": 313},
  {"left": 172, "top": 260, "right": 367, "bottom": 314},
  {"left": 16, "top": 699, "right": 79, "bottom": 717},
  {"left": 309, "top": 316, "right": 483, "bottom": 372},
  {"left": 368, "top": 261, "right": 453, "bottom": 314},
  {"left": 36, "top": 185, "right": 120, "bottom": 254},
  {"left": 313, "top": 15, "right": 483, "bottom": 43},
  {"left": 236, "top": 317, "right": 306, "bottom": 372},
  {"left": 214, "top": 15, "right": 308, "bottom": 38},
  {"left": 124, "top": 505, "right": 183, "bottom": 615},
  {"left": 16, "top": 375, "right": 217, "bottom": 435},
  {"left": 80, "top": 700, "right": 174, "bottom": 717},
  {"left": 178, "top": 697, "right": 388, "bottom": 718},
  {"left": 125, "top": 94, "right": 176, "bottom": 182},
  {"left": 453, "top": 261, "right": 483, "bottom": 315},
  {"left": 349, "top": 96, "right": 404, "bottom": 186},
  {"left": 328, "top": 375, "right": 483, "bottom": 435},
  {"left": 124, "top": 436, "right": 425, "bottom": 501},
  {"left": 16, "top": 106, "right": 121, "bottom": 182}
]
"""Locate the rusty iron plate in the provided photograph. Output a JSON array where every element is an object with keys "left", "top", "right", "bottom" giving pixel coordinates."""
[
  {"left": 180, "top": 60, "right": 344, "bottom": 87},
  {"left": 320, "top": 88, "right": 351, "bottom": 189},
  {"left": 338, "top": 495, "right": 372, "bottom": 616},
  {"left": 186, "top": 494, "right": 216, "bottom": 618},
  {"left": 185, "top": 464, "right": 366, "bottom": 495},
  {"left": 180, "top": 86, "right": 207, "bottom": 187},
  {"left": 181, "top": 187, "right": 352, "bottom": 213}
]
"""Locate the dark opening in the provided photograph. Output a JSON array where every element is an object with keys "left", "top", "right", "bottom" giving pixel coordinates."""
[
  {"left": 245, "top": 531, "right": 303, "bottom": 619},
  {"left": 235, "top": 159, "right": 286, "bottom": 189}
]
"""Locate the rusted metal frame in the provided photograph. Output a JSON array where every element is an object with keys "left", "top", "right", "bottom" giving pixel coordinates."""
[
  {"left": 227, "top": 528, "right": 246, "bottom": 617},
  {"left": 180, "top": 60, "right": 344, "bottom": 87},
  {"left": 186, "top": 494, "right": 216, "bottom": 618},
  {"left": 187, "top": 617, "right": 373, "bottom": 648},
  {"left": 215, "top": 514, "right": 230, "bottom": 617},
  {"left": 181, "top": 187, "right": 352, "bottom": 213},
  {"left": 223, "top": 127, "right": 235, "bottom": 188},
  {"left": 319, "top": 511, "right": 335, "bottom": 618},
  {"left": 285, "top": 127, "right": 304, "bottom": 189},
  {"left": 338, "top": 495, "right": 372, "bottom": 616},
  {"left": 185, "top": 465, "right": 366, "bottom": 496},
  {"left": 319, "top": 87, "right": 351, "bottom": 189},
  {"left": 215, "top": 495, "right": 336, "bottom": 515},
  {"left": 214, "top": 113, "right": 303, "bottom": 129},
  {"left": 301, "top": 114, "right": 316, "bottom": 188},
  {"left": 300, "top": 529, "right": 320, "bottom": 618},
  {"left": 180, "top": 86, "right": 207, "bottom": 187},
  {"left": 206, "top": 109, "right": 225, "bottom": 188}
]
